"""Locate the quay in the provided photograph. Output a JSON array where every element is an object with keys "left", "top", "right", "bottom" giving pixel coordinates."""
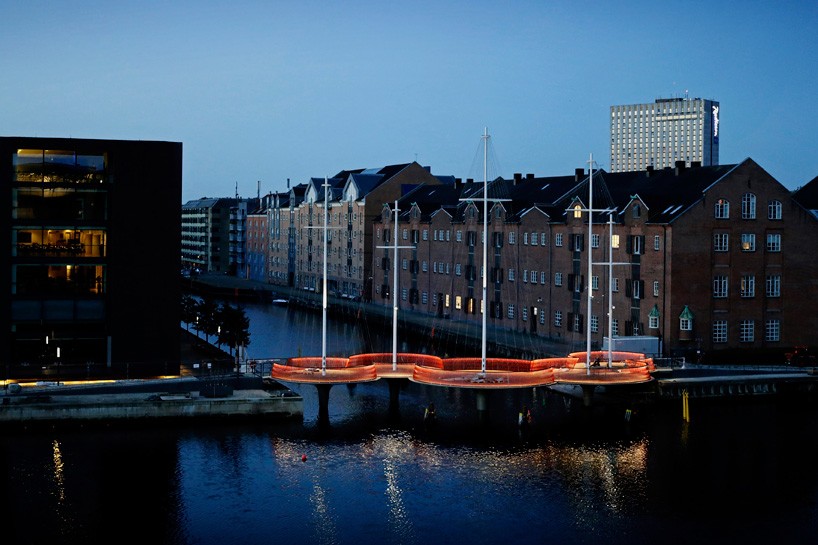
[{"left": 0, "top": 377, "right": 302, "bottom": 427}]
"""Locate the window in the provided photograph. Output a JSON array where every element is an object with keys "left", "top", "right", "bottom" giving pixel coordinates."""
[
  {"left": 740, "top": 275, "right": 755, "bottom": 297},
  {"left": 649, "top": 315, "right": 659, "bottom": 329},
  {"left": 591, "top": 315, "right": 599, "bottom": 333},
  {"left": 554, "top": 310, "right": 562, "bottom": 327},
  {"left": 653, "top": 280, "right": 659, "bottom": 297},
  {"left": 680, "top": 315, "right": 692, "bottom": 331},
  {"left": 766, "top": 319, "right": 780, "bottom": 342},
  {"left": 573, "top": 204, "right": 582, "bottom": 218},
  {"left": 592, "top": 275, "right": 599, "bottom": 290},
  {"left": 521, "top": 307, "right": 528, "bottom": 321},
  {"left": 740, "top": 320, "right": 754, "bottom": 342},
  {"left": 401, "top": 288, "right": 407, "bottom": 301},
  {"left": 654, "top": 235, "right": 661, "bottom": 251},
  {"left": 456, "top": 230, "right": 462, "bottom": 242},
  {"left": 402, "top": 259, "right": 408, "bottom": 270},
  {"left": 591, "top": 234, "right": 600, "bottom": 248},
  {"left": 611, "top": 319, "right": 619, "bottom": 336},
  {"left": 539, "top": 309, "right": 545, "bottom": 325},
  {"left": 523, "top": 232, "right": 529, "bottom": 245},
  {"left": 555, "top": 272, "right": 563, "bottom": 286},
  {"left": 508, "top": 232, "right": 516, "bottom": 244},
  {"left": 540, "top": 272, "right": 546, "bottom": 284},
  {"left": 714, "top": 233, "right": 729, "bottom": 252},
  {"left": 541, "top": 232, "right": 548, "bottom": 246},
  {"left": 631, "top": 236, "right": 642, "bottom": 255},
  {"left": 612, "top": 278, "right": 619, "bottom": 292},
  {"left": 611, "top": 234, "right": 620, "bottom": 249},
  {"left": 555, "top": 233, "right": 563, "bottom": 247},
  {"left": 508, "top": 268, "right": 515, "bottom": 282},
  {"left": 530, "top": 270, "right": 537, "bottom": 284},
  {"left": 766, "top": 274, "right": 781, "bottom": 297},
  {"left": 422, "top": 291, "right": 428, "bottom": 304},
  {"left": 632, "top": 280, "right": 641, "bottom": 299},
  {"left": 402, "top": 228, "right": 408, "bottom": 240},
  {"left": 455, "top": 295, "right": 462, "bottom": 310},
  {"left": 422, "top": 260, "right": 428, "bottom": 272},
  {"left": 523, "top": 270, "right": 528, "bottom": 283},
  {"left": 455, "top": 263, "right": 461, "bottom": 276},
  {"left": 741, "top": 233, "right": 756, "bottom": 252},
  {"left": 713, "top": 320, "right": 728, "bottom": 343},
  {"left": 713, "top": 275, "right": 728, "bottom": 298},
  {"left": 422, "top": 229, "right": 428, "bottom": 241},
  {"left": 766, "top": 233, "right": 781, "bottom": 252},
  {"left": 741, "top": 193, "right": 756, "bottom": 219},
  {"left": 573, "top": 314, "right": 582, "bottom": 332},
  {"left": 531, "top": 232, "right": 539, "bottom": 245},
  {"left": 768, "top": 200, "right": 782, "bottom": 220},
  {"left": 715, "top": 199, "right": 729, "bottom": 219}
]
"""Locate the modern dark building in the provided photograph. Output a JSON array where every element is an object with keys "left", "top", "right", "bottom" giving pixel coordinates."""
[{"left": 1, "top": 136, "right": 182, "bottom": 380}]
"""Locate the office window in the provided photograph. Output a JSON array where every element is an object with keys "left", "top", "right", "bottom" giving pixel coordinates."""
[
  {"left": 768, "top": 200, "right": 782, "bottom": 220},
  {"left": 740, "top": 320, "right": 754, "bottom": 342},
  {"left": 715, "top": 199, "right": 730, "bottom": 219},
  {"left": 713, "top": 320, "right": 728, "bottom": 343},
  {"left": 741, "top": 193, "right": 756, "bottom": 219},
  {"left": 611, "top": 234, "right": 620, "bottom": 249},
  {"left": 766, "top": 233, "right": 781, "bottom": 252},
  {"left": 714, "top": 232, "right": 729, "bottom": 252},
  {"left": 741, "top": 275, "right": 755, "bottom": 297},
  {"left": 741, "top": 234, "right": 756, "bottom": 252},
  {"left": 766, "top": 319, "right": 780, "bottom": 342},
  {"left": 766, "top": 274, "right": 781, "bottom": 297},
  {"left": 455, "top": 295, "right": 462, "bottom": 310},
  {"left": 713, "top": 275, "right": 728, "bottom": 298}
]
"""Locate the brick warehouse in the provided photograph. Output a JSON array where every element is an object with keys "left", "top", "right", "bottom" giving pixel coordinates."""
[{"left": 372, "top": 159, "right": 818, "bottom": 361}]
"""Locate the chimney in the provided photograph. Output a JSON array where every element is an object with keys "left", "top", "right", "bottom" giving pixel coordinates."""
[
  {"left": 646, "top": 165, "right": 654, "bottom": 177},
  {"left": 455, "top": 177, "right": 462, "bottom": 189},
  {"left": 674, "top": 160, "right": 686, "bottom": 176},
  {"left": 466, "top": 178, "right": 473, "bottom": 185},
  {"left": 526, "top": 173, "right": 534, "bottom": 180},
  {"left": 575, "top": 168, "right": 584, "bottom": 181},
  {"left": 691, "top": 161, "right": 701, "bottom": 168},
  {"left": 513, "top": 173, "right": 522, "bottom": 185}
]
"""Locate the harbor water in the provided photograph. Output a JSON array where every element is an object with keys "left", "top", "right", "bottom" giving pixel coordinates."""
[{"left": 3, "top": 301, "right": 818, "bottom": 544}]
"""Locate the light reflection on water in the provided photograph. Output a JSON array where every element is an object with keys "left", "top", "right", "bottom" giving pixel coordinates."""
[{"left": 5, "top": 303, "right": 818, "bottom": 544}]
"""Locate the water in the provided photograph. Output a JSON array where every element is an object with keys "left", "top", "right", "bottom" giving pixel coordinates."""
[{"left": 4, "top": 301, "right": 818, "bottom": 544}]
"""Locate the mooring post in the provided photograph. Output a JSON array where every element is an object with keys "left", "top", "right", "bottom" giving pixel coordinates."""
[{"left": 316, "top": 384, "right": 332, "bottom": 426}]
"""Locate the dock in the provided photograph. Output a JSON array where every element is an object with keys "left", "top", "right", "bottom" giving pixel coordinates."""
[{"left": 0, "top": 376, "right": 303, "bottom": 427}]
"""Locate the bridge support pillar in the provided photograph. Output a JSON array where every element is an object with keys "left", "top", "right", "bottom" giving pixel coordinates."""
[
  {"left": 476, "top": 390, "right": 490, "bottom": 425},
  {"left": 386, "top": 378, "right": 403, "bottom": 420},
  {"left": 581, "top": 385, "right": 595, "bottom": 407},
  {"left": 316, "top": 384, "right": 333, "bottom": 427}
]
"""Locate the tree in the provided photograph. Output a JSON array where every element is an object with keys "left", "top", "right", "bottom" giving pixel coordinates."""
[
  {"left": 217, "top": 303, "right": 251, "bottom": 356},
  {"left": 196, "top": 296, "right": 219, "bottom": 343},
  {"left": 181, "top": 294, "right": 198, "bottom": 331}
]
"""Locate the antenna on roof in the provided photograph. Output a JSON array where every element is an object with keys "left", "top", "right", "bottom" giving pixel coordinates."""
[
  {"left": 287, "top": 177, "right": 290, "bottom": 189},
  {"left": 257, "top": 180, "right": 260, "bottom": 202},
  {"left": 235, "top": 181, "right": 238, "bottom": 200}
]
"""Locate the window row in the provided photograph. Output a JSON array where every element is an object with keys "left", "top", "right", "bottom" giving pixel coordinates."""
[
  {"left": 714, "top": 195, "right": 782, "bottom": 220},
  {"left": 713, "top": 274, "right": 781, "bottom": 298},
  {"left": 712, "top": 319, "right": 780, "bottom": 343},
  {"left": 713, "top": 233, "right": 781, "bottom": 252}
]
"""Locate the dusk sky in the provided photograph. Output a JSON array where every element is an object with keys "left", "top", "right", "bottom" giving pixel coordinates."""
[{"left": 2, "top": 1, "right": 816, "bottom": 203}]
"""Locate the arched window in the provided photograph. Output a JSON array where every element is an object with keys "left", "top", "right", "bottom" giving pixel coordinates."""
[
  {"left": 714, "top": 199, "right": 729, "bottom": 219},
  {"left": 742, "top": 193, "right": 756, "bottom": 219},
  {"left": 768, "top": 200, "right": 782, "bottom": 220}
]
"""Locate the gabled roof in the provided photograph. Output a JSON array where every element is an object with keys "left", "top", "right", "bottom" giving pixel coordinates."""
[{"left": 793, "top": 175, "right": 818, "bottom": 217}]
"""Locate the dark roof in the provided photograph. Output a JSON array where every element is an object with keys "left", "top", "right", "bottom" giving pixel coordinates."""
[{"left": 793, "top": 175, "right": 818, "bottom": 210}]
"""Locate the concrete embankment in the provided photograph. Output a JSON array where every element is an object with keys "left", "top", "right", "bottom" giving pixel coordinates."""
[{"left": 0, "top": 376, "right": 303, "bottom": 428}]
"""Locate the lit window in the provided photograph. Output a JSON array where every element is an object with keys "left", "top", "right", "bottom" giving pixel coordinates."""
[
  {"left": 573, "top": 204, "right": 582, "bottom": 218},
  {"left": 611, "top": 234, "right": 620, "bottom": 248},
  {"left": 741, "top": 234, "right": 756, "bottom": 252},
  {"left": 740, "top": 275, "right": 755, "bottom": 297}
]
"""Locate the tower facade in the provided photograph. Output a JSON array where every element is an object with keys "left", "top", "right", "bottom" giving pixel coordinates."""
[{"left": 610, "top": 97, "right": 719, "bottom": 172}]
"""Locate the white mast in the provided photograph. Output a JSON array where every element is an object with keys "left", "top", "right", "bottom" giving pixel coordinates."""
[
  {"left": 586, "top": 153, "right": 594, "bottom": 375},
  {"left": 321, "top": 177, "right": 329, "bottom": 376},
  {"left": 607, "top": 212, "right": 615, "bottom": 368},
  {"left": 392, "top": 200, "right": 400, "bottom": 371},
  {"left": 481, "top": 127, "right": 489, "bottom": 375}
]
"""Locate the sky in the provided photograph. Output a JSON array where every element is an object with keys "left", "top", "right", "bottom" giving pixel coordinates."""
[{"left": 2, "top": 0, "right": 817, "bottom": 203}]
